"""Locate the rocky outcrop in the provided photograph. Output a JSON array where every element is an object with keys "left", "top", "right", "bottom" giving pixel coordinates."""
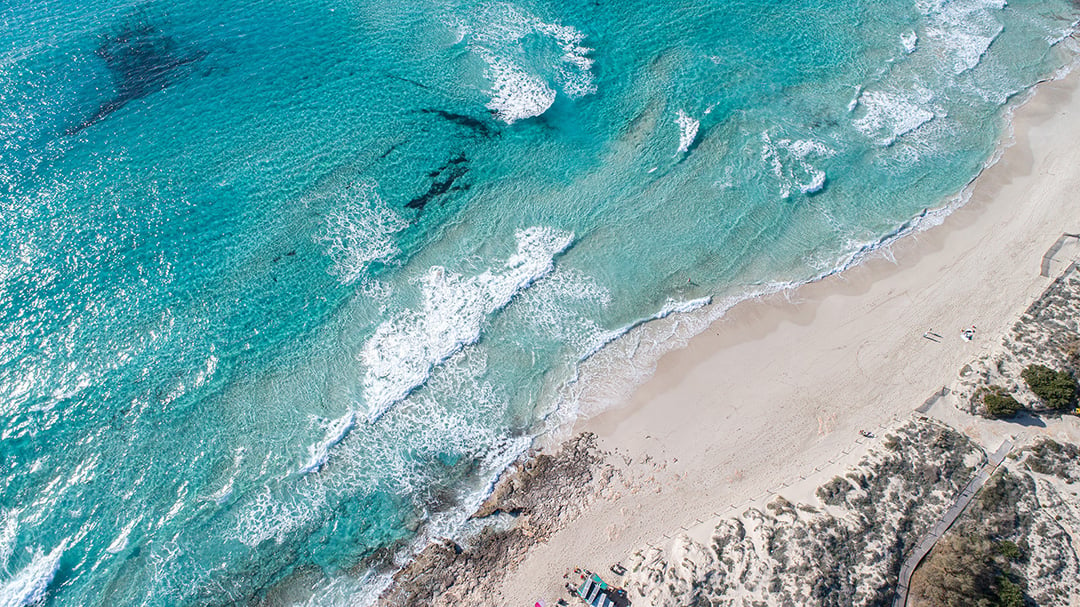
[{"left": 376, "top": 433, "right": 613, "bottom": 607}]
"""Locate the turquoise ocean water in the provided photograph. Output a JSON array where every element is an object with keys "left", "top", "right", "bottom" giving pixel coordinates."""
[{"left": 1, "top": 0, "right": 1077, "bottom": 604}]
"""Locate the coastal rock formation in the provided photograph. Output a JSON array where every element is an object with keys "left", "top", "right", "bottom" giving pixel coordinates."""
[
  {"left": 377, "top": 433, "right": 615, "bottom": 607},
  {"left": 376, "top": 269, "right": 1080, "bottom": 607},
  {"left": 910, "top": 439, "right": 1080, "bottom": 606},
  {"left": 953, "top": 266, "right": 1080, "bottom": 415},
  {"left": 620, "top": 420, "right": 982, "bottom": 606}
]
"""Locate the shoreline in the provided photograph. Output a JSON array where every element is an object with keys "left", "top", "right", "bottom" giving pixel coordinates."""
[
  {"left": 539, "top": 47, "right": 1080, "bottom": 443},
  {"left": 533, "top": 51, "right": 1080, "bottom": 448},
  {"left": 374, "top": 43, "right": 1080, "bottom": 607},
  {"left": 495, "top": 50, "right": 1080, "bottom": 605}
]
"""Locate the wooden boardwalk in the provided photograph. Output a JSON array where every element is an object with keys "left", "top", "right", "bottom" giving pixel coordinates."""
[
  {"left": 1040, "top": 232, "right": 1079, "bottom": 277},
  {"left": 891, "top": 440, "right": 1012, "bottom": 607}
]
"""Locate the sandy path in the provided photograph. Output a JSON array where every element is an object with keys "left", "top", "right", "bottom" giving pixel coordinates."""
[{"left": 501, "top": 69, "right": 1080, "bottom": 606}]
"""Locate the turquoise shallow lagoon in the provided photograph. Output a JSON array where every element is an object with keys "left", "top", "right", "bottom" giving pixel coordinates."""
[{"left": 1, "top": 0, "right": 1078, "bottom": 604}]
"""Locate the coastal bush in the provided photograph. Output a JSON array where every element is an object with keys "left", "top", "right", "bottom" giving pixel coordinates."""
[
  {"left": 969, "top": 471, "right": 1033, "bottom": 544},
  {"left": 1022, "top": 439, "right": 1080, "bottom": 482},
  {"left": 978, "top": 386, "right": 1021, "bottom": 419},
  {"left": 913, "top": 534, "right": 1030, "bottom": 607},
  {"left": 1021, "top": 364, "right": 1077, "bottom": 410},
  {"left": 996, "top": 577, "right": 1024, "bottom": 607},
  {"left": 815, "top": 476, "right": 849, "bottom": 507},
  {"left": 913, "top": 534, "right": 1001, "bottom": 607},
  {"left": 996, "top": 540, "right": 1022, "bottom": 561}
]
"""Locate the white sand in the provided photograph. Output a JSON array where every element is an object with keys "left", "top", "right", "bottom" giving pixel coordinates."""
[{"left": 501, "top": 69, "right": 1080, "bottom": 605}]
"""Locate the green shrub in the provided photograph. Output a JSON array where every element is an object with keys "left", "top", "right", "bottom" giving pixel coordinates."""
[
  {"left": 1021, "top": 364, "right": 1077, "bottom": 410},
  {"left": 996, "top": 540, "right": 1022, "bottom": 561},
  {"left": 995, "top": 576, "right": 1024, "bottom": 607},
  {"left": 979, "top": 386, "right": 1021, "bottom": 419}
]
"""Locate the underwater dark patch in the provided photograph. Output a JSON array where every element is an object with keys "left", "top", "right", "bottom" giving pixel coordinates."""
[
  {"left": 419, "top": 109, "right": 494, "bottom": 137},
  {"left": 406, "top": 153, "right": 470, "bottom": 212},
  {"left": 66, "top": 19, "right": 206, "bottom": 135}
]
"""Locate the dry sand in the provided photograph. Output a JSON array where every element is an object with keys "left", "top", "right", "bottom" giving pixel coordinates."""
[{"left": 500, "top": 67, "right": 1080, "bottom": 605}]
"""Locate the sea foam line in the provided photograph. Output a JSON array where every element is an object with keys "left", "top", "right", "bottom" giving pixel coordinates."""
[
  {"left": 540, "top": 35, "right": 1080, "bottom": 442},
  {"left": 360, "top": 227, "right": 574, "bottom": 422},
  {"left": 298, "top": 412, "right": 356, "bottom": 475},
  {"left": 0, "top": 541, "right": 65, "bottom": 607}
]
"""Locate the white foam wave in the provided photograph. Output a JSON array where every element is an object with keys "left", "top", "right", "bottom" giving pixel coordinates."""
[
  {"left": 276, "top": 345, "right": 540, "bottom": 607},
  {"left": 921, "top": 0, "right": 1005, "bottom": 74},
  {"left": 508, "top": 265, "right": 611, "bottom": 358},
  {"left": 320, "top": 182, "right": 408, "bottom": 285},
  {"left": 851, "top": 90, "right": 936, "bottom": 146},
  {"left": 926, "top": 26, "right": 1000, "bottom": 74},
  {"left": 461, "top": 3, "right": 595, "bottom": 124},
  {"left": 655, "top": 295, "right": 712, "bottom": 319},
  {"left": 287, "top": 428, "right": 534, "bottom": 607},
  {"left": 410, "top": 433, "right": 532, "bottom": 546},
  {"left": 481, "top": 52, "right": 557, "bottom": 124},
  {"left": 0, "top": 511, "right": 15, "bottom": 574},
  {"left": 230, "top": 485, "right": 327, "bottom": 548},
  {"left": 901, "top": 30, "right": 919, "bottom": 54},
  {"left": 847, "top": 85, "right": 862, "bottom": 112},
  {"left": 534, "top": 20, "right": 596, "bottom": 98},
  {"left": 0, "top": 541, "right": 64, "bottom": 607},
  {"left": 760, "top": 133, "right": 833, "bottom": 197},
  {"left": 105, "top": 518, "right": 139, "bottom": 555},
  {"left": 298, "top": 412, "right": 356, "bottom": 475},
  {"left": 801, "top": 171, "right": 827, "bottom": 195},
  {"left": 675, "top": 110, "right": 699, "bottom": 154},
  {"left": 539, "top": 294, "right": 723, "bottom": 434},
  {"left": 577, "top": 295, "right": 713, "bottom": 364},
  {"left": 361, "top": 227, "right": 574, "bottom": 421}
]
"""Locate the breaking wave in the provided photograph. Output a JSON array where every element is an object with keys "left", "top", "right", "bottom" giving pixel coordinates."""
[
  {"left": 852, "top": 90, "right": 937, "bottom": 146},
  {"left": 456, "top": 3, "right": 595, "bottom": 124},
  {"left": 298, "top": 412, "right": 356, "bottom": 475},
  {"left": 0, "top": 541, "right": 64, "bottom": 607},
  {"left": 320, "top": 182, "right": 408, "bottom": 285},
  {"left": 760, "top": 132, "right": 833, "bottom": 196},
  {"left": 675, "top": 109, "right": 699, "bottom": 154},
  {"left": 360, "top": 227, "right": 574, "bottom": 421}
]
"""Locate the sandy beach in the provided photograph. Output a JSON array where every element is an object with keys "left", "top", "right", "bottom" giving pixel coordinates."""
[{"left": 493, "top": 64, "right": 1080, "bottom": 605}]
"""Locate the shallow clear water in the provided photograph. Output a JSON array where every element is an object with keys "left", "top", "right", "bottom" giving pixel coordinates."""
[{"left": 0, "top": 0, "right": 1077, "bottom": 604}]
